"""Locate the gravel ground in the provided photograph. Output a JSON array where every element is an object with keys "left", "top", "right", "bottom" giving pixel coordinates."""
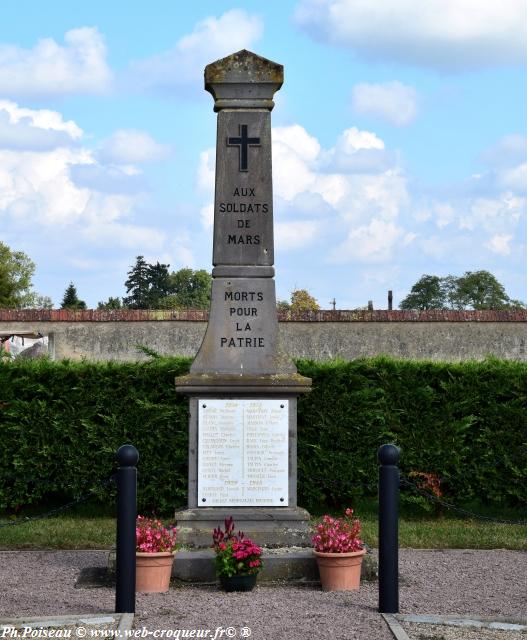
[{"left": 0, "top": 549, "right": 525, "bottom": 640}]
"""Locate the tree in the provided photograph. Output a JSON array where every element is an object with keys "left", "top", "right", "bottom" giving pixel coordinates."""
[
  {"left": 276, "top": 300, "right": 291, "bottom": 313},
  {"left": 61, "top": 283, "right": 86, "bottom": 310},
  {"left": 0, "top": 242, "right": 36, "bottom": 308},
  {"left": 454, "top": 270, "right": 517, "bottom": 310},
  {"left": 290, "top": 289, "right": 320, "bottom": 313},
  {"left": 34, "top": 295, "right": 53, "bottom": 309},
  {"left": 161, "top": 268, "right": 212, "bottom": 309},
  {"left": 400, "top": 271, "right": 525, "bottom": 310},
  {"left": 399, "top": 275, "right": 446, "bottom": 310},
  {"left": 123, "top": 256, "right": 171, "bottom": 309},
  {"left": 97, "top": 296, "right": 122, "bottom": 310}
]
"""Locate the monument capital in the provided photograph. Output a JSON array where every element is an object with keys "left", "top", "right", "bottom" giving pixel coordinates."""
[{"left": 204, "top": 49, "right": 283, "bottom": 112}]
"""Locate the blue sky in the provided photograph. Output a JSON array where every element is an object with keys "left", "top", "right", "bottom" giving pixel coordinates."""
[{"left": 1, "top": 0, "right": 526, "bottom": 309}]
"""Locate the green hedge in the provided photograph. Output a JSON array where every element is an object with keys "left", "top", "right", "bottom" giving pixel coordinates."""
[
  {"left": 0, "top": 356, "right": 525, "bottom": 514},
  {"left": 0, "top": 357, "right": 190, "bottom": 514},
  {"left": 297, "top": 358, "right": 527, "bottom": 510}
]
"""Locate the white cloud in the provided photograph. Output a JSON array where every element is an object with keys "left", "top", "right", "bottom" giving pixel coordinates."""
[
  {"left": 0, "top": 102, "right": 167, "bottom": 255},
  {"left": 294, "top": 0, "right": 527, "bottom": 70},
  {"left": 195, "top": 122, "right": 527, "bottom": 270},
  {"left": 70, "top": 163, "right": 147, "bottom": 194},
  {"left": 272, "top": 126, "right": 321, "bottom": 200},
  {"left": 459, "top": 194, "right": 524, "bottom": 232},
  {"left": 324, "top": 127, "right": 393, "bottom": 174},
  {"left": 0, "top": 100, "right": 82, "bottom": 151},
  {"left": 172, "top": 244, "right": 196, "bottom": 268},
  {"left": 434, "top": 203, "right": 456, "bottom": 228},
  {"left": 486, "top": 233, "right": 513, "bottom": 255},
  {"left": 273, "top": 124, "right": 321, "bottom": 162},
  {"left": 334, "top": 127, "right": 384, "bottom": 153},
  {"left": 200, "top": 203, "right": 214, "bottom": 230},
  {"left": 197, "top": 149, "right": 215, "bottom": 194},
  {"left": 497, "top": 163, "right": 527, "bottom": 192},
  {"left": 351, "top": 82, "right": 419, "bottom": 126},
  {"left": 0, "top": 28, "right": 112, "bottom": 97},
  {"left": 131, "top": 10, "right": 263, "bottom": 95},
  {"left": 272, "top": 125, "right": 399, "bottom": 214},
  {"left": 275, "top": 221, "right": 319, "bottom": 250},
  {"left": 481, "top": 134, "right": 527, "bottom": 167},
  {"left": 82, "top": 220, "right": 165, "bottom": 250},
  {"left": 331, "top": 219, "right": 414, "bottom": 263},
  {"left": 0, "top": 100, "right": 83, "bottom": 138},
  {"left": 197, "top": 149, "right": 216, "bottom": 230},
  {"left": 197, "top": 122, "right": 409, "bottom": 257},
  {"left": 99, "top": 130, "right": 171, "bottom": 165}
]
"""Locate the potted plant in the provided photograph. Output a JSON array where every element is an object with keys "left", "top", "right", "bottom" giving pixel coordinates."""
[
  {"left": 212, "top": 516, "right": 263, "bottom": 592},
  {"left": 135, "top": 515, "right": 177, "bottom": 592},
  {"left": 312, "top": 507, "right": 366, "bottom": 591}
]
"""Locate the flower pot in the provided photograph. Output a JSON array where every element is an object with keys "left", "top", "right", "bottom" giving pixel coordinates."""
[
  {"left": 219, "top": 574, "right": 258, "bottom": 592},
  {"left": 314, "top": 549, "right": 366, "bottom": 591},
  {"left": 136, "top": 551, "right": 174, "bottom": 593}
]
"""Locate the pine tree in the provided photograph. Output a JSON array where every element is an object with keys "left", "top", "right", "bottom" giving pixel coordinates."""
[
  {"left": 123, "top": 256, "right": 171, "bottom": 309},
  {"left": 61, "top": 282, "right": 87, "bottom": 309}
]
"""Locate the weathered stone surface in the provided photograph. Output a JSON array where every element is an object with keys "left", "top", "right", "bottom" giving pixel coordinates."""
[
  {"left": 183, "top": 49, "right": 303, "bottom": 382},
  {"left": 174, "top": 51, "right": 312, "bottom": 545},
  {"left": 190, "top": 278, "right": 295, "bottom": 376},
  {"left": 173, "top": 507, "right": 311, "bottom": 548},
  {"left": 2, "top": 314, "right": 527, "bottom": 362},
  {"left": 213, "top": 111, "right": 273, "bottom": 267},
  {"left": 205, "top": 49, "right": 283, "bottom": 112},
  {"left": 104, "top": 548, "right": 378, "bottom": 584},
  {"left": 172, "top": 548, "right": 377, "bottom": 583}
]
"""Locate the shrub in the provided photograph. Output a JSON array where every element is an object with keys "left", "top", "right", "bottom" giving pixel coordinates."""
[{"left": 0, "top": 356, "right": 525, "bottom": 513}]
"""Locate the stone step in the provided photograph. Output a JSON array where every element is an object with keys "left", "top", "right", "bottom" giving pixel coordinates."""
[{"left": 172, "top": 548, "right": 378, "bottom": 584}]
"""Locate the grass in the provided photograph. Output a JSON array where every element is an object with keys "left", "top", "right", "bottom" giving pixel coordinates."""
[
  {"left": 361, "top": 516, "right": 527, "bottom": 550},
  {"left": 358, "top": 496, "right": 527, "bottom": 550},
  {"left": 0, "top": 516, "right": 116, "bottom": 549},
  {"left": 0, "top": 500, "right": 525, "bottom": 550}
]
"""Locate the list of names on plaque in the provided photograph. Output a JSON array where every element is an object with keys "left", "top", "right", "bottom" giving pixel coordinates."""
[{"left": 198, "top": 399, "right": 289, "bottom": 507}]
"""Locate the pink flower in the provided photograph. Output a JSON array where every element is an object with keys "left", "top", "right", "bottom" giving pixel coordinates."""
[
  {"left": 136, "top": 516, "right": 177, "bottom": 553},
  {"left": 312, "top": 508, "right": 363, "bottom": 554}
]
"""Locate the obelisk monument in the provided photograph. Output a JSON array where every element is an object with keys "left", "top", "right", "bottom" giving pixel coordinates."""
[{"left": 175, "top": 50, "right": 311, "bottom": 547}]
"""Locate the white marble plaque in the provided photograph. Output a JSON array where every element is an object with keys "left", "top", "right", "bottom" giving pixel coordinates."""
[{"left": 198, "top": 398, "right": 289, "bottom": 506}]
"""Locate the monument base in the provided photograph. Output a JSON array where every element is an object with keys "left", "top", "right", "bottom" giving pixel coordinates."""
[
  {"left": 105, "top": 548, "right": 378, "bottom": 584},
  {"left": 174, "top": 506, "right": 311, "bottom": 548}
]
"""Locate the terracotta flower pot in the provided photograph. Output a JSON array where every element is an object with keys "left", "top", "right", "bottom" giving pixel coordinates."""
[
  {"left": 314, "top": 548, "right": 366, "bottom": 591},
  {"left": 219, "top": 574, "right": 258, "bottom": 592},
  {"left": 136, "top": 551, "right": 175, "bottom": 593}
]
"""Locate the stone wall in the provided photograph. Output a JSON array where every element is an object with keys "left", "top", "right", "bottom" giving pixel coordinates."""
[{"left": 1, "top": 309, "right": 526, "bottom": 362}]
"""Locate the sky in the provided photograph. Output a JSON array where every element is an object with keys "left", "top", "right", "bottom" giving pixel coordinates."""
[{"left": 1, "top": 0, "right": 527, "bottom": 310}]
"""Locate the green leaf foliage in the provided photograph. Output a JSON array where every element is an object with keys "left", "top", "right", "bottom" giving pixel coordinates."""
[
  {"left": 0, "top": 357, "right": 525, "bottom": 515},
  {"left": 0, "top": 357, "right": 191, "bottom": 513},
  {"left": 297, "top": 357, "right": 527, "bottom": 510},
  {"left": 0, "top": 241, "right": 36, "bottom": 308}
]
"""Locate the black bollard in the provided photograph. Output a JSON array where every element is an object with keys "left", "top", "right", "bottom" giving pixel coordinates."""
[
  {"left": 115, "top": 444, "right": 139, "bottom": 614},
  {"left": 378, "top": 443, "right": 400, "bottom": 613}
]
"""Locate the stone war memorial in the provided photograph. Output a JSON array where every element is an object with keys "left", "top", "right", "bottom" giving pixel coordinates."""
[{"left": 175, "top": 50, "right": 312, "bottom": 547}]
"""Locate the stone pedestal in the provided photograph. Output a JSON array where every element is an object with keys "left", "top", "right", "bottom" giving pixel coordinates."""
[
  {"left": 175, "top": 50, "right": 311, "bottom": 549},
  {"left": 174, "top": 507, "right": 311, "bottom": 548}
]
